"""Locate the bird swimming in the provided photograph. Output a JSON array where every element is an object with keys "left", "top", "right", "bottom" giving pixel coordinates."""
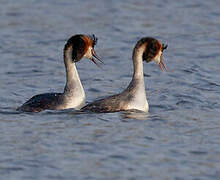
[
  {"left": 17, "top": 34, "right": 102, "bottom": 112},
  {"left": 82, "top": 37, "right": 167, "bottom": 113}
]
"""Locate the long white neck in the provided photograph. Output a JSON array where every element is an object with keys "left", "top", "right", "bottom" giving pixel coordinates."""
[
  {"left": 63, "top": 46, "right": 85, "bottom": 107},
  {"left": 132, "top": 45, "right": 145, "bottom": 80},
  {"left": 125, "top": 45, "right": 148, "bottom": 112}
]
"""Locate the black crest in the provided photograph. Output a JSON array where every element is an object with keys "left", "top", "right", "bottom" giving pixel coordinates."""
[
  {"left": 139, "top": 37, "right": 159, "bottom": 62},
  {"left": 90, "top": 34, "right": 98, "bottom": 47},
  {"left": 64, "top": 34, "right": 86, "bottom": 62},
  {"left": 162, "top": 43, "right": 168, "bottom": 52}
]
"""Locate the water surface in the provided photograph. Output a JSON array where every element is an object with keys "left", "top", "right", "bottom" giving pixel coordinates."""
[{"left": 0, "top": 0, "right": 220, "bottom": 179}]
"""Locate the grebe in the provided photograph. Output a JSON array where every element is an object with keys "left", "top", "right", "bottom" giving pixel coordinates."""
[
  {"left": 18, "top": 34, "right": 102, "bottom": 112},
  {"left": 82, "top": 37, "right": 167, "bottom": 113}
]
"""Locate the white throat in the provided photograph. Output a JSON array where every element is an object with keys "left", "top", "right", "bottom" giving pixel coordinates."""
[
  {"left": 125, "top": 45, "right": 149, "bottom": 112},
  {"left": 63, "top": 46, "right": 86, "bottom": 109}
]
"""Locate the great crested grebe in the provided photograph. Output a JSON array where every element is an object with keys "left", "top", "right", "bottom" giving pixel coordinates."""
[
  {"left": 18, "top": 34, "right": 102, "bottom": 112},
  {"left": 82, "top": 37, "right": 167, "bottom": 113}
]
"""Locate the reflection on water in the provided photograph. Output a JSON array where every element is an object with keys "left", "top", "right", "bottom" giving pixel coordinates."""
[
  {"left": 0, "top": 0, "right": 220, "bottom": 179},
  {"left": 121, "top": 110, "right": 149, "bottom": 120}
]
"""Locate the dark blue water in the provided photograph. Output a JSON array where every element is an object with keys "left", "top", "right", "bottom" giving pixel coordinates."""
[{"left": 0, "top": 0, "right": 220, "bottom": 179}]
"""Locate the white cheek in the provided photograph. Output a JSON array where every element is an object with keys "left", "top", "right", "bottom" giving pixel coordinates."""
[
  {"left": 154, "top": 50, "right": 162, "bottom": 64},
  {"left": 84, "top": 46, "right": 92, "bottom": 58}
]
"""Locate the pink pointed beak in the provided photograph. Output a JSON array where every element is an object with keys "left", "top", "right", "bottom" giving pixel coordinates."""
[
  {"left": 90, "top": 49, "right": 104, "bottom": 68},
  {"left": 158, "top": 56, "right": 167, "bottom": 72}
]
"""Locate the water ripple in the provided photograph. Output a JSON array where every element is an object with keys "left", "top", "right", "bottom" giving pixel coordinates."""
[{"left": 0, "top": 0, "right": 220, "bottom": 179}]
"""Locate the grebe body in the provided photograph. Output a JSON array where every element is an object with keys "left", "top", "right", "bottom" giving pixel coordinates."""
[
  {"left": 18, "top": 34, "right": 102, "bottom": 112},
  {"left": 82, "top": 37, "right": 167, "bottom": 113}
]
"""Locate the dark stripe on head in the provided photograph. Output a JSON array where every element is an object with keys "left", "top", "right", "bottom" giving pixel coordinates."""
[
  {"left": 64, "top": 34, "right": 86, "bottom": 62},
  {"left": 143, "top": 38, "right": 161, "bottom": 63}
]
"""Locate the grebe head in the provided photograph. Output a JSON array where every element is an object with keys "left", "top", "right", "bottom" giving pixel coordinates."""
[
  {"left": 136, "top": 37, "right": 168, "bottom": 71},
  {"left": 65, "top": 34, "right": 102, "bottom": 66}
]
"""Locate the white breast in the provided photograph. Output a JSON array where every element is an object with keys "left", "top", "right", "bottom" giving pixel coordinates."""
[{"left": 126, "top": 83, "right": 149, "bottom": 112}]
